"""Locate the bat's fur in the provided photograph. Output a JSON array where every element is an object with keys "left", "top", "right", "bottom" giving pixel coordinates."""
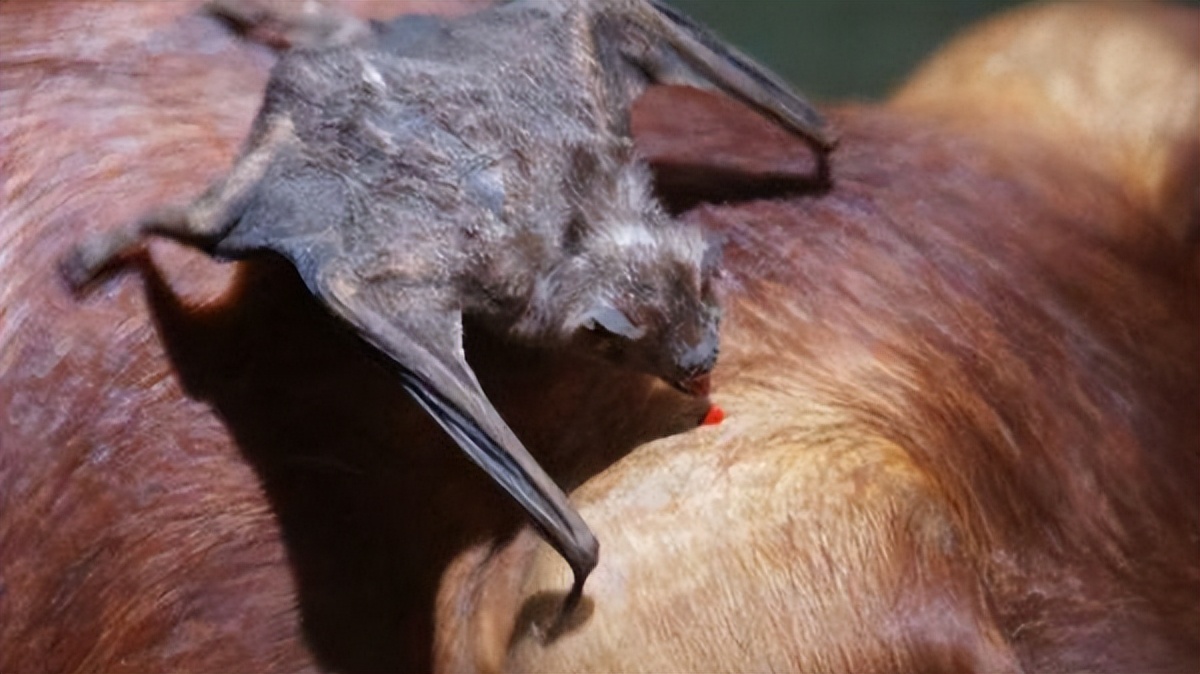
[{"left": 61, "top": 0, "right": 831, "bottom": 601}]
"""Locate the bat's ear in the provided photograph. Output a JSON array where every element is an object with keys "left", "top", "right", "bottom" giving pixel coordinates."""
[
  {"left": 575, "top": 304, "right": 646, "bottom": 340},
  {"left": 627, "top": 0, "right": 838, "bottom": 153}
]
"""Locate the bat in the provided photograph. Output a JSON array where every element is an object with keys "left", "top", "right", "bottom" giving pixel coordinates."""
[{"left": 62, "top": 0, "right": 835, "bottom": 610}]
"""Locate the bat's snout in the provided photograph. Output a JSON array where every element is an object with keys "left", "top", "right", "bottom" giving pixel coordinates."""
[{"left": 668, "top": 327, "right": 718, "bottom": 397}]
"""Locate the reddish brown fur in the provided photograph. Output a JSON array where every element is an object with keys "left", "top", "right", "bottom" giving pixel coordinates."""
[
  {"left": 437, "top": 3, "right": 1200, "bottom": 672},
  {"left": 1, "top": 1, "right": 1197, "bottom": 672}
]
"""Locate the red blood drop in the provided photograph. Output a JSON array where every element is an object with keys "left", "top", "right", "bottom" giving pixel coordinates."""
[{"left": 702, "top": 404, "right": 725, "bottom": 426}]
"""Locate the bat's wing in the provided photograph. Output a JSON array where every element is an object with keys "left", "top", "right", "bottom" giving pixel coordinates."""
[
  {"left": 616, "top": 0, "right": 837, "bottom": 152},
  {"left": 311, "top": 262, "right": 599, "bottom": 603}
]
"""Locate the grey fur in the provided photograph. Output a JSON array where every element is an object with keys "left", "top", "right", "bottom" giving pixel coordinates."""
[{"left": 62, "top": 0, "right": 833, "bottom": 609}]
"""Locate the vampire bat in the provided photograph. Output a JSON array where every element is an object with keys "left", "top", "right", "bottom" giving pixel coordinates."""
[{"left": 62, "top": 0, "right": 835, "bottom": 609}]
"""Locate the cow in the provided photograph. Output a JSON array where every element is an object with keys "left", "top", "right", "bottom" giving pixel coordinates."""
[{"left": 435, "top": 2, "right": 1200, "bottom": 671}]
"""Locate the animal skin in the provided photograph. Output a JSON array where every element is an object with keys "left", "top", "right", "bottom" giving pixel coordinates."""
[
  {"left": 59, "top": 0, "right": 833, "bottom": 601},
  {"left": 2, "top": 1, "right": 1197, "bottom": 672}
]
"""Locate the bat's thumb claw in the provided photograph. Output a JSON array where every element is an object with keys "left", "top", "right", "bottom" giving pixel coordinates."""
[
  {"left": 561, "top": 581, "right": 584, "bottom": 616},
  {"left": 559, "top": 531, "right": 598, "bottom": 616},
  {"left": 547, "top": 561, "right": 596, "bottom": 641}
]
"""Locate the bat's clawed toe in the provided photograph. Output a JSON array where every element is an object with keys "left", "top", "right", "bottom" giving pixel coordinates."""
[
  {"left": 59, "top": 229, "right": 142, "bottom": 294},
  {"left": 205, "top": 0, "right": 371, "bottom": 51}
]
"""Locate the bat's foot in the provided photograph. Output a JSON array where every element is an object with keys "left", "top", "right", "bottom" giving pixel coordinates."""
[
  {"left": 61, "top": 205, "right": 220, "bottom": 294},
  {"left": 205, "top": 0, "right": 371, "bottom": 51},
  {"left": 59, "top": 228, "right": 143, "bottom": 294}
]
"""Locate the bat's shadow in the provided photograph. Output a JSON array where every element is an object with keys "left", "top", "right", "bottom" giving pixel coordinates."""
[{"left": 135, "top": 252, "right": 702, "bottom": 672}]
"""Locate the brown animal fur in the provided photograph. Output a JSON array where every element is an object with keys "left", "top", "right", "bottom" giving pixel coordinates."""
[
  {"left": 1, "top": 1, "right": 1197, "bottom": 672},
  {"left": 436, "top": 3, "right": 1200, "bottom": 672}
]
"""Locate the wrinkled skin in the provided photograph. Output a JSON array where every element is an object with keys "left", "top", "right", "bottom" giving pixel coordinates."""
[{"left": 2, "top": 1, "right": 1198, "bottom": 673}]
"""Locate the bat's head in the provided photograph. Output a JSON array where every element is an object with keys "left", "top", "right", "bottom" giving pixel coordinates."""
[
  {"left": 524, "top": 163, "right": 723, "bottom": 396},
  {"left": 563, "top": 226, "right": 721, "bottom": 395}
]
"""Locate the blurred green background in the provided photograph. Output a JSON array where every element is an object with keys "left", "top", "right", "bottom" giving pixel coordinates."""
[{"left": 666, "top": 0, "right": 1199, "bottom": 101}]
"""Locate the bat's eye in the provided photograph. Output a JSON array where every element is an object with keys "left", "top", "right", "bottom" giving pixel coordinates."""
[{"left": 580, "top": 305, "right": 644, "bottom": 340}]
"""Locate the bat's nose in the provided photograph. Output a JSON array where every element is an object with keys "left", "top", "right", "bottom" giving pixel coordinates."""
[{"left": 674, "top": 331, "right": 718, "bottom": 378}]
